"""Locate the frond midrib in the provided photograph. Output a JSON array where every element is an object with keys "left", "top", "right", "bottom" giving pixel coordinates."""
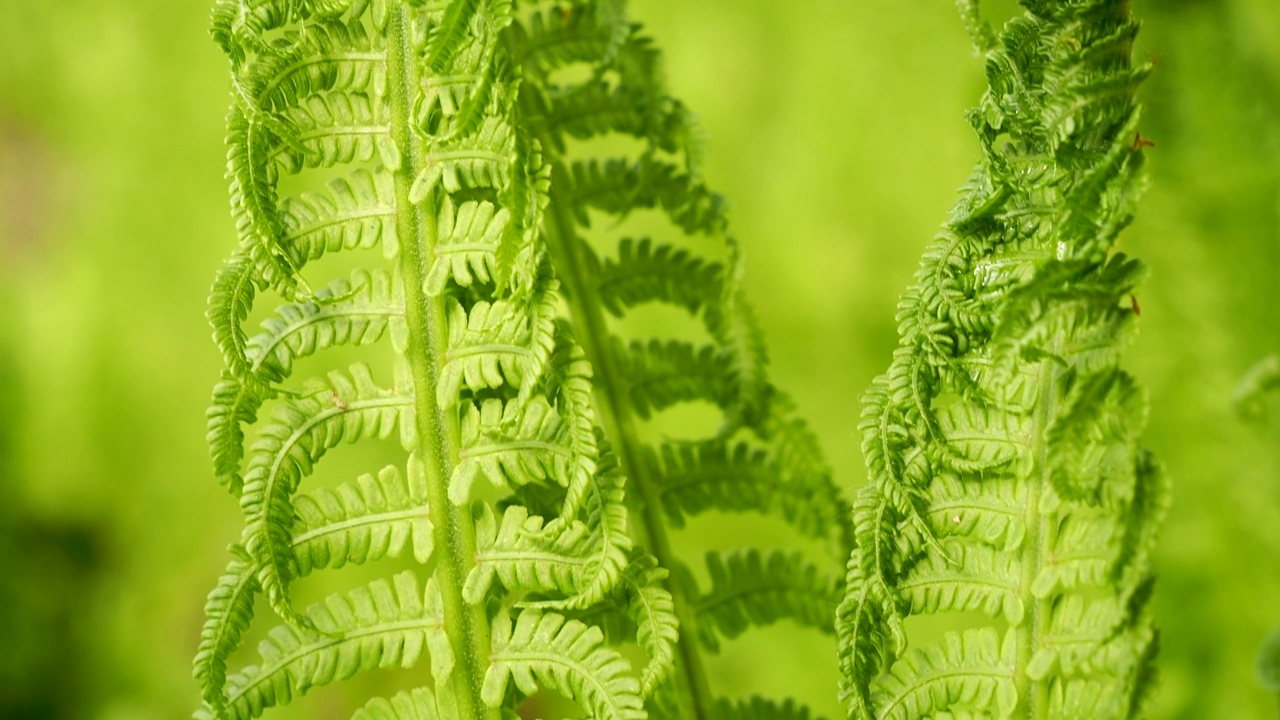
[
  {"left": 385, "top": 7, "right": 495, "bottom": 718},
  {"left": 537, "top": 161, "right": 717, "bottom": 719}
]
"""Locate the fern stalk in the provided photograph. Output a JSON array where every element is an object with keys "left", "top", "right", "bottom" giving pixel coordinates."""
[
  {"left": 837, "top": 1, "right": 1168, "bottom": 718},
  {"left": 385, "top": 6, "right": 494, "bottom": 718},
  {"left": 505, "top": 2, "right": 854, "bottom": 717},
  {"left": 540, "top": 164, "right": 717, "bottom": 719}
]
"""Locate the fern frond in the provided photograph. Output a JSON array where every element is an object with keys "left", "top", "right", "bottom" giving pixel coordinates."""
[
  {"left": 868, "top": 629, "right": 1016, "bottom": 720},
  {"left": 511, "top": 4, "right": 613, "bottom": 77},
  {"left": 250, "top": 268, "right": 404, "bottom": 382},
  {"left": 509, "top": 4, "right": 848, "bottom": 715},
  {"left": 838, "top": 2, "right": 1166, "bottom": 718},
  {"left": 206, "top": 268, "right": 401, "bottom": 487},
  {"left": 715, "top": 697, "right": 826, "bottom": 720},
  {"left": 239, "top": 18, "right": 386, "bottom": 112},
  {"left": 483, "top": 608, "right": 646, "bottom": 720},
  {"left": 282, "top": 170, "right": 397, "bottom": 264},
  {"left": 564, "top": 157, "right": 727, "bottom": 236},
  {"left": 452, "top": 397, "right": 570, "bottom": 502},
  {"left": 274, "top": 91, "right": 392, "bottom": 173},
  {"left": 194, "top": 462, "right": 433, "bottom": 713},
  {"left": 439, "top": 298, "right": 539, "bottom": 406},
  {"left": 694, "top": 550, "right": 839, "bottom": 652},
  {"left": 351, "top": 687, "right": 440, "bottom": 720},
  {"left": 292, "top": 462, "right": 435, "bottom": 573},
  {"left": 194, "top": 547, "right": 259, "bottom": 716},
  {"left": 410, "top": 116, "right": 515, "bottom": 201},
  {"left": 426, "top": 198, "right": 509, "bottom": 294},
  {"left": 596, "top": 237, "right": 722, "bottom": 320},
  {"left": 621, "top": 553, "right": 679, "bottom": 696},
  {"left": 201, "top": 3, "right": 835, "bottom": 718},
  {"left": 471, "top": 466, "right": 632, "bottom": 609},
  {"left": 207, "top": 374, "right": 273, "bottom": 492},
  {"left": 650, "top": 440, "right": 839, "bottom": 541},
  {"left": 898, "top": 544, "right": 1023, "bottom": 623},
  {"left": 195, "top": 572, "right": 445, "bottom": 720},
  {"left": 240, "top": 363, "right": 410, "bottom": 628},
  {"left": 619, "top": 339, "right": 734, "bottom": 419},
  {"left": 209, "top": 249, "right": 264, "bottom": 377}
]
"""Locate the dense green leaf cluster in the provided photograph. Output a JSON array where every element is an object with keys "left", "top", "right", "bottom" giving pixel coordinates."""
[
  {"left": 835, "top": 2, "right": 1168, "bottom": 718},
  {"left": 194, "top": 1, "right": 844, "bottom": 718},
  {"left": 505, "top": 3, "right": 852, "bottom": 716}
]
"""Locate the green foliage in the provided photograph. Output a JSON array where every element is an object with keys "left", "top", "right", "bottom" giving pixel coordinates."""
[
  {"left": 836, "top": 2, "right": 1167, "bottom": 718},
  {"left": 506, "top": 2, "right": 851, "bottom": 716},
  {"left": 194, "top": 1, "right": 843, "bottom": 718}
]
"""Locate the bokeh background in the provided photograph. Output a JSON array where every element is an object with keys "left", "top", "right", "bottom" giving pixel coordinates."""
[{"left": 2, "top": 0, "right": 1279, "bottom": 718}]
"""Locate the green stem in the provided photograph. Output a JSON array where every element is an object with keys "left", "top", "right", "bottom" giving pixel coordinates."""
[
  {"left": 541, "top": 161, "right": 718, "bottom": 720},
  {"left": 1016, "top": 348, "right": 1061, "bottom": 719},
  {"left": 387, "top": 7, "right": 495, "bottom": 718}
]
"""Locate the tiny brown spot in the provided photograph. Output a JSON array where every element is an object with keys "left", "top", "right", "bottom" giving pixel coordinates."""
[{"left": 1133, "top": 132, "right": 1156, "bottom": 150}]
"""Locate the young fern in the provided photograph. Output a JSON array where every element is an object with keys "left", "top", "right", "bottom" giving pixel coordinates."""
[
  {"left": 194, "top": 1, "right": 846, "bottom": 719},
  {"left": 506, "top": 3, "right": 852, "bottom": 717},
  {"left": 836, "top": 2, "right": 1168, "bottom": 718}
]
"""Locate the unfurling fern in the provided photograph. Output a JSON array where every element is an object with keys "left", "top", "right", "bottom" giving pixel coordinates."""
[
  {"left": 507, "top": 4, "right": 852, "bottom": 717},
  {"left": 194, "top": 1, "right": 845, "bottom": 719},
  {"left": 836, "top": 2, "right": 1168, "bottom": 718}
]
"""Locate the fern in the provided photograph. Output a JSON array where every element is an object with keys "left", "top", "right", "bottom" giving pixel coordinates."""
[
  {"left": 195, "top": 1, "right": 844, "bottom": 718},
  {"left": 835, "top": 2, "right": 1168, "bottom": 718},
  {"left": 508, "top": 2, "right": 851, "bottom": 717}
]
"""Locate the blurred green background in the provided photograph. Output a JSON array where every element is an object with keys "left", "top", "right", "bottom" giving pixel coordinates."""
[{"left": 2, "top": 0, "right": 1279, "bottom": 718}]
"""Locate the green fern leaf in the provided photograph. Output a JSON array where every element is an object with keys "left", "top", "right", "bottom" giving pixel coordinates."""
[
  {"left": 623, "top": 554, "right": 678, "bottom": 695},
  {"left": 293, "top": 462, "right": 434, "bottom": 573},
  {"left": 195, "top": 571, "right": 444, "bottom": 720},
  {"left": 206, "top": 268, "right": 401, "bottom": 486},
  {"left": 483, "top": 608, "right": 646, "bottom": 720},
  {"left": 410, "top": 116, "right": 515, "bottom": 201},
  {"left": 869, "top": 629, "right": 1017, "bottom": 720},
  {"left": 452, "top": 397, "right": 570, "bottom": 503},
  {"left": 596, "top": 237, "right": 722, "bottom": 319},
  {"left": 694, "top": 550, "right": 839, "bottom": 652},
  {"left": 282, "top": 170, "right": 397, "bottom": 264},
  {"left": 240, "top": 363, "right": 411, "bottom": 628},
  {"left": 239, "top": 18, "right": 386, "bottom": 112},
  {"left": 351, "top": 687, "right": 440, "bottom": 720},
  {"left": 714, "top": 697, "right": 826, "bottom": 720},
  {"left": 898, "top": 544, "right": 1023, "bottom": 624},
  {"left": 275, "top": 91, "right": 391, "bottom": 173},
  {"left": 650, "top": 440, "right": 839, "bottom": 542},
  {"left": 194, "top": 462, "right": 433, "bottom": 713},
  {"left": 438, "top": 298, "right": 539, "bottom": 406},
  {"left": 565, "top": 157, "right": 727, "bottom": 236},
  {"left": 208, "top": 250, "right": 264, "bottom": 376},
  {"left": 200, "top": 3, "right": 840, "bottom": 718},
  {"left": 619, "top": 339, "right": 734, "bottom": 419},
  {"left": 425, "top": 198, "right": 509, "bottom": 294},
  {"left": 250, "top": 268, "right": 404, "bottom": 382},
  {"left": 471, "top": 474, "right": 632, "bottom": 609},
  {"left": 837, "top": 3, "right": 1167, "bottom": 718},
  {"left": 512, "top": 4, "right": 614, "bottom": 77}
]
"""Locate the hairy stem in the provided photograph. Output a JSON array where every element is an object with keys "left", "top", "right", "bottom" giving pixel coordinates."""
[
  {"left": 387, "top": 7, "right": 495, "bottom": 717},
  {"left": 1016, "top": 351, "right": 1060, "bottom": 719},
  {"left": 541, "top": 161, "right": 717, "bottom": 719}
]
